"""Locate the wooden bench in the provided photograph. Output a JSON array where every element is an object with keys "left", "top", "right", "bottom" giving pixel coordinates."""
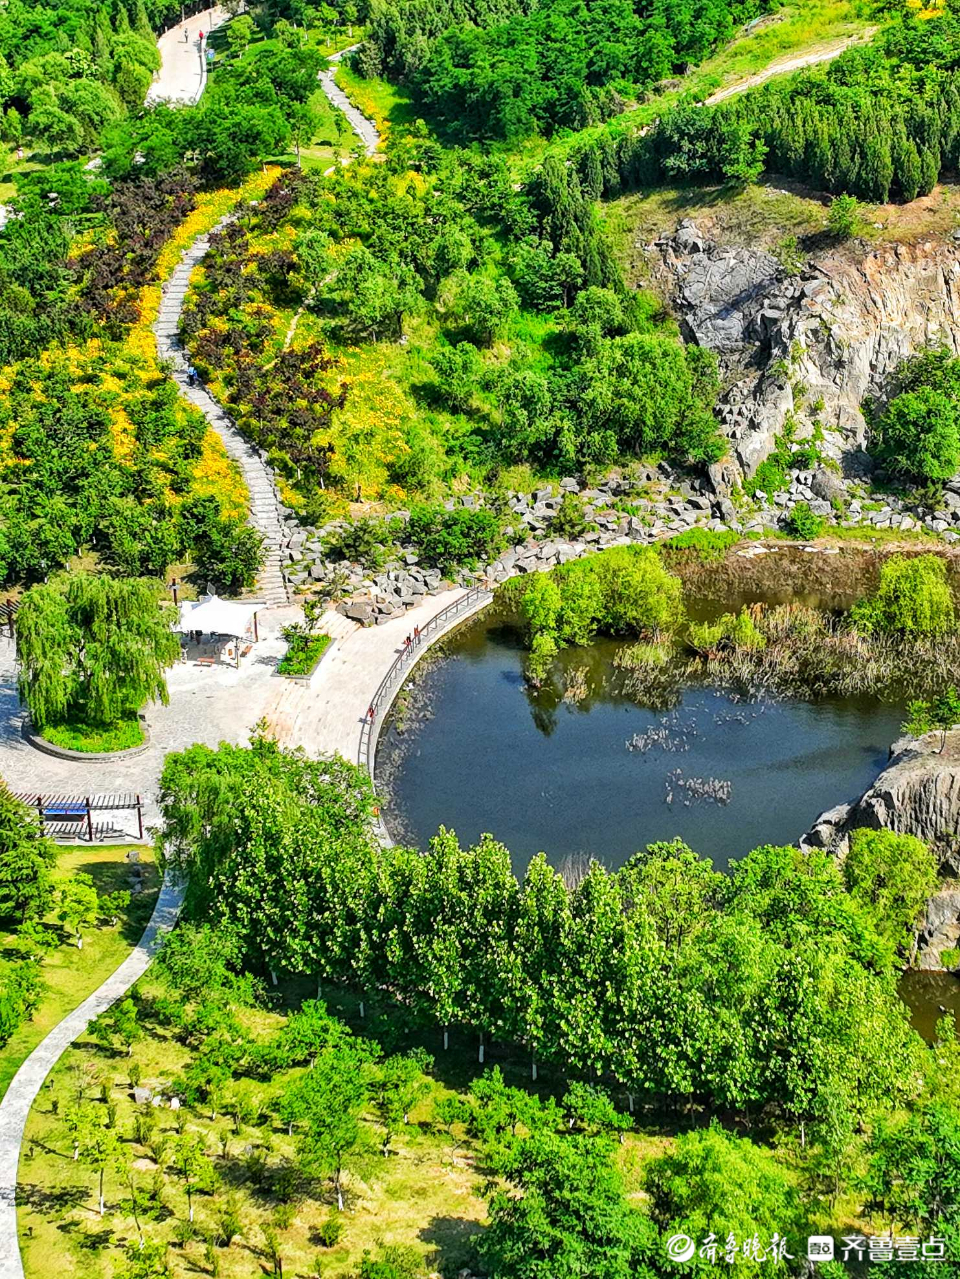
[{"left": 196, "top": 656, "right": 217, "bottom": 667}]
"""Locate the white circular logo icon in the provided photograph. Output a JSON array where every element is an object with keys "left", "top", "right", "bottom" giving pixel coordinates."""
[{"left": 666, "top": 1234, "right": 696, "bottom": 1263}]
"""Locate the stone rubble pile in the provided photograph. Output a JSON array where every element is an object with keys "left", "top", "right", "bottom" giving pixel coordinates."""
[{"left": 268, "top": 464, "right": 960, "bottom": 624}]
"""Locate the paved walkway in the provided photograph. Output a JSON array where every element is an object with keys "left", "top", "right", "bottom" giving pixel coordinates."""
[
  {"left": 146, "top": 6, "right": 230, "bottom": 106},
  {"left": 267, "top": 590, "right": 478, "bottom": 761},
  {"left": 0, "top": 609, "right": 296, "bottom": 835},
  {"left": 0, "top": 65, "right": 422, "bottom": 1278},
  {"left": 0, "top": 872, "right": 183, "bottom": 1279},
  {"left": 153, "top": 224, "right": 290, "bottom": 606},
  {"left": 318, "top": 46, "right": 381, "bottom": 157}
]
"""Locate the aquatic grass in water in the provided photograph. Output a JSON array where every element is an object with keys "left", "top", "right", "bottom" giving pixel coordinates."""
[{"left": 685, "top": 604, "right": 960, "bottom": 703}]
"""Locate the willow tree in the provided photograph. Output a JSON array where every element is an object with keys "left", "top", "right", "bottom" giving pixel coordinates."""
[{"left": 15, "top": 572, "right": 179, "bottom": 729}]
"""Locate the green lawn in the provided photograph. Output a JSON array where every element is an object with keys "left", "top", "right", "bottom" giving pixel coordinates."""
[{"left": 0, "top": 844, "right": 159, "bottom": 1101}]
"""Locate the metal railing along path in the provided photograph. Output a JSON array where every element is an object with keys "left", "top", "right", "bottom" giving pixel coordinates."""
[{"left": 358, "top": 585, "right": 493, "bottom": 839}]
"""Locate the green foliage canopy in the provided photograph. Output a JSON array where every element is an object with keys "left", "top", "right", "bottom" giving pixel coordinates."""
[{"left": 16, "top": 572, "right": 179, "bottom": 730}]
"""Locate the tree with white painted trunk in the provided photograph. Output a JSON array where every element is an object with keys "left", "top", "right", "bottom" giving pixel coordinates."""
[
  {"left": 79, "top": 1110, "right": 122, "bottom": 1217},
  {"left": 56, "top": 873, "right": 99, "bottom": 950},
  {"left": 290, "top": 1048, "right": 370, "bottom": 1212}
]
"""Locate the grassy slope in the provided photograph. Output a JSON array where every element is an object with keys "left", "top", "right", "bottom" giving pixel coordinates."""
[
  {"left": 17, "top": 970, "right": 880, "bottom": 1279},
  {"left": 689, "top": 0, "right": 870, "bottom": 96},
  {"left": 17, "top": 987, "right": 490, "bottom": 1279},
  {"left": 334, "top": 63, "right": 419, "bottom": 141},
  {"left": 0, "top": 845, "right": 159, "bottom": 1102}
]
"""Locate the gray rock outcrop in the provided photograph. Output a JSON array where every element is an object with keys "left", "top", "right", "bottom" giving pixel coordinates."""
[
  {"left": 804, "top": 731, "right": 960, "bottom": 856},
  {"left": 916, "top": 887, "right": 960, "bottom": 972},
  {"left": 803, "top": 730, "right": 960, "bottom": 971},
  {"left": 655, "top": 224, "right": 960, "bottom": 480}
]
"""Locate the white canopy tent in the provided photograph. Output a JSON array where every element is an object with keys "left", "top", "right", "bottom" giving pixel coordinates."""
[{"left": 177, "top": 595, "right": 264, "bottom": 665}]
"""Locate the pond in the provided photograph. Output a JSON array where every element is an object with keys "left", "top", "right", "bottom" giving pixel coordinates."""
[{"left": 377, "top": 611, "right": 905, "bottom": 876}]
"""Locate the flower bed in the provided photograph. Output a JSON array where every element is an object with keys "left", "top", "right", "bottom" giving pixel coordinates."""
[
  {"left": 277, "top": 632, "right": 332, "bottom": 678},
  {"left": 39, "top": 716, "right": 145, "bottom": 754}
]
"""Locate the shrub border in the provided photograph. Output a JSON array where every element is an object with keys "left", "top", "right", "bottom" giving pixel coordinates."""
[{"left": 21, "top": 717, "right": 152, "bottom": 762}]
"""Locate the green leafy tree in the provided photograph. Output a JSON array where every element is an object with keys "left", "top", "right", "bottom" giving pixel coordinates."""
[
  {"left": 79, "top": 1109, "right": 123, "bottom": 1216},
  {"left": 827, "top": 194, "right": 861, "bottom": 239},
  {"left": 16, "top": 573, "right": 179, "bottom": 730},
  {"left": 0, "top": 787, "right": 56, "bottom": 926},
  {"left": 372, "top": 1054, "right": 429, "bottom": 1154},
  {"left": 522, "top": 574, "right": 562, "bottom": 642},
  {"left": 93, "top": 997, "right": 141, "bottom": 1056},
  {"left": 116, "top": 1240, "right": 170, "bottom": 1279},
  {"left": 175, "top": 1134, "right": 218, "bottom": 1222},
  {"left": 785, "top": 501, "right": 825, "bottom": 539},
  {"left": 864, "top": 1101, "right": 960, "bottom": 1231},
  {"left": 852, "top": 554, "right": 955, "bottom": 636},
  {"left": 645, "top": 1125, "right": 803, "bottom": 1264},
  {"left": 480, "top": 1131, "right": 654, "bottom": 1279},
  {"left": 562, "top": 1082, "right": 631, "bottom": 1140},
  {"left": 874, "top": 387, "right": 960, "bottom": 483},
  {"left": 290, "top": 1047, "right": 370, "bottom": 1210},
  {"left": 57, "top": 873, "right": 99, "bottom": 949},
  {"left": 227, "top": 14, "right": 255, "bottom": 56},
  {"left": 454, "top": 273, "right": 519, "bottom": 347},
  {"left": 431, "top": 342, "right": 484, "bottom": 413},
  {"left": 0, "top": 958, "right": 43, "bottom": 1048},
  {"left": 843, "top": 829, "right": 938, "bottom": 961},
  {"left": 903, "top": 685, "right": 960, "bottom": 753},
  {"left": 405, "top": 505, "right": 502, "bottom": 573}
]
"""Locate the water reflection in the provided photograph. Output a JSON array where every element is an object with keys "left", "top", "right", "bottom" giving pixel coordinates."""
[{"left": 379, "top": 612, "right": 904, "bottom": 876}]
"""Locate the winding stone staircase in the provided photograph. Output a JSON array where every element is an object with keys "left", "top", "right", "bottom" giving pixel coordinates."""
[{"left": 153, "top": 223, "right": 290, "bottom": 607}]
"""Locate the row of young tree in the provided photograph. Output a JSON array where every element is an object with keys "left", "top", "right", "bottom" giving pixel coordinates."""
[
  {"left": 52, "top": 918, "right": 958, "bottom": 1279},
  {"left": 159, "top": 730, "right": 941, "bottom": 1148},
  {"left": 565, "top": 6, "right": 960, "bottom": 203}
]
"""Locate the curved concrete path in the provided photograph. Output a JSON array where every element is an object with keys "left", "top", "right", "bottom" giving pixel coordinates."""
[
  {"left": 153, "top": 224, "right": 290, "bottom": 606},
  {"left": 0, "top": 873, "right": 184, "bottom": 1279},
  {"left": 147, "top": 6, "right": 230, "bottom": 106},
  {"left": 318, "top": 46, "right": 381, "bottom": 156}
]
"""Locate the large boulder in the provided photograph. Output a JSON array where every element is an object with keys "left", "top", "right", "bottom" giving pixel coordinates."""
[{"left": 804, "top": 731, "right": 960, "bottom": 857}]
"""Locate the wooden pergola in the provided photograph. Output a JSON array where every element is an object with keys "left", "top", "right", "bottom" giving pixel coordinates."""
[{"left": 12, "top": 791, "right": 145, "bottom": 842}]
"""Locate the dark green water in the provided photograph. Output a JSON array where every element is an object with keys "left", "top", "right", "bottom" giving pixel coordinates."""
[
  {"left": 378, "top": 611, "right": 960, "bottom": 1038},
  {"left": 379, "top": 614, "right": 904, "bottom": 875}
]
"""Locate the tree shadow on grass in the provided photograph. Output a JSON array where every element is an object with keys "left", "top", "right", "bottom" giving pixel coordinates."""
[
  {"left": 18, "top": 1180, "right": 88, "bottom": 1216},
  {"left": 419, "top": 1214, "right": 483, "bottom": 1275}
]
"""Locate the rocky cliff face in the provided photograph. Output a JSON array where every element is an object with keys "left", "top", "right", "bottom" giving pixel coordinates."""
[
  {"left": 803, "top": 730, "right": 960, "bottom": 970},
  {"left": 654, "top": 224, "right": 960, "bottom": 479}
]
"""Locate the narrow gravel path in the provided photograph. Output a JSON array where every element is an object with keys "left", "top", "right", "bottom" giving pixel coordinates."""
[
  {"left": 318, "top": 45, "right": 381, "bottom": 157},
  {"left": 704, "top": 32, "right": 872, "bottom": 105},
  {"left": 153, "top": 224, "right": 290, "bottom": 605},
  {"left": 0, "top": 874, "right": 184, "bottom": 1279}
]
